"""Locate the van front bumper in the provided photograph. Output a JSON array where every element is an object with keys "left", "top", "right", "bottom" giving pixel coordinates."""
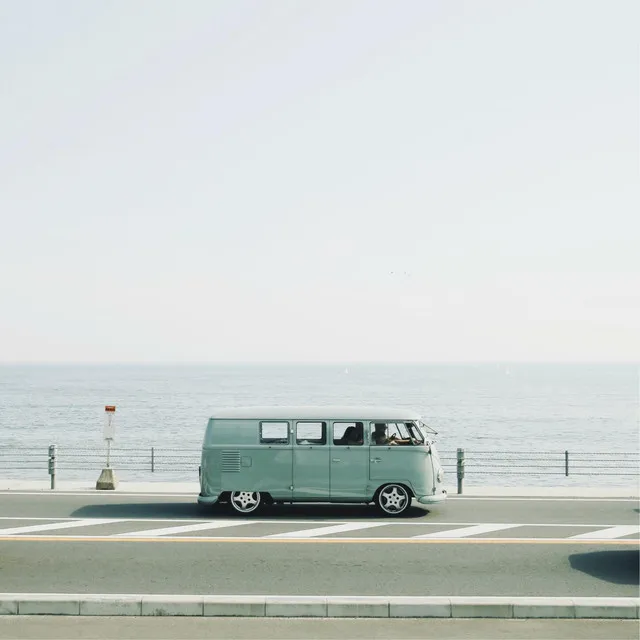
[
  {"left": 197, "top": 494, "right": 219, "bottom": 505},
  {"left": 416, "top": 490, "right": 447, "bottom": 505}
]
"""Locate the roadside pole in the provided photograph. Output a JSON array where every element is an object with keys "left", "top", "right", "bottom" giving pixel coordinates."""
[
  {"left": 96, "top": 405, "right": 119, "bottom": 490},
  {"left": 457, "top": 448, "right": 465, "bottom": 494},
  {"left": 48, "top": 444, "right": 56, "bottom": 490}
]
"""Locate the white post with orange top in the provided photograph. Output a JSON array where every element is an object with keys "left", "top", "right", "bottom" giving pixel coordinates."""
[{"left": 96, "top": 405, "right": 119, "bottom": 490}]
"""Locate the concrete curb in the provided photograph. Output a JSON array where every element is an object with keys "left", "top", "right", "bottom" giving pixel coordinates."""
[{"left": 0, "top": 595, "right": 638, "bottom": 618}]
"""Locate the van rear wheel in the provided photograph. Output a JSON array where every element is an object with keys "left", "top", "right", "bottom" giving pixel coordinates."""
[
  {"left": 229, "top": 491, "right": 261, "bottom": 514},
  {"left": 376, "top": 484, "right": 411, "bottom": 516}
]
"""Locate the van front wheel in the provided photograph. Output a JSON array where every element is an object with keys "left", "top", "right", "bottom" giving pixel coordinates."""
[
  {"left": 376, "top": 484, "right": 411, "bottom": 516},
  {"left": 230, "top": 491, "right": 261, "bottom": 514}
]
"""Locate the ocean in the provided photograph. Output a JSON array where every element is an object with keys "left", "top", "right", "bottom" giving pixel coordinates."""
[{"left": 0, "top": 363, "right": 638, "bottom": 487}]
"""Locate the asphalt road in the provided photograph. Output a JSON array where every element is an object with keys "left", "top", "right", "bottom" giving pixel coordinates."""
[
  {"left": 0, "top": 493, "right": 637, "bottom": 597},
  {"left": 1, "top": 491, "right": 638, "bottom": 524}
]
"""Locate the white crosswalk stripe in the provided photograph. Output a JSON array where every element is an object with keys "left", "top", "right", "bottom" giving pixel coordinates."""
[
  {"left": 112, "top": 520, "right": 254, "bottom": 537},
  {"left": 267, "top": 522, "right": 390, "bottom": 538},
  {"left": 0, "top": 519, "right": 126, "bottom": 535},
  {"left": 0, "top": 517, "right": 638, "bottom": 541},
  {"left": 412, "top": 523, "right": 520, "bottom": 538},
  {"left": 569, "top": 525, "right": 640, "bottom": 540}
]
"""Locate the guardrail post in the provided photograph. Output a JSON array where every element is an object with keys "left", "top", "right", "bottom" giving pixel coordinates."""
[
  {"left": 151, "top": 447, "right": 155, "bottom": 473},
  {"left": 48, "top": 444, "right": 56, "bottom": 490},
  {"left": 565, "top": 450, "right": 569, "bottom": 476},
  {"left": 456, "top": 448, "right": 465, "bottom": 494}
]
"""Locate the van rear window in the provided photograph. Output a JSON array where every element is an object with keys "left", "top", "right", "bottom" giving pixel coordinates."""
[
  {"left": 259, "top": 421, "right": 289, "bottom": 444},
  {"left": 296, "top": 421, "right": 327, "bottom": 445}
]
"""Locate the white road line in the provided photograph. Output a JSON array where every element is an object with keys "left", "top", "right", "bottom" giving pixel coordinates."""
[
  {"left": 266, "top": 522, "right": 390, "bottom": 538},
  {"left": 569, "top": 525, "right": 640, "bottom": 540},
  {"left": 1, "top": 534, "right": 638, "bottom": 545},
  {"left": 112, "top": 520, "right": 254, "bottom": 537},
  {"left": 412, "top": 523, "right": 521, "bottom": 539},
  {"left": 448, "top": 497, "right": 638, "bottom": 502},
  {"left": 0, "top": 492, "right": 197, "bottom": 498},
  {"left": 0, "top": 519, "right": 126, "bottom": 535},
  {"left": 1, "top": 491, "right": 636, "bottom": 501}
]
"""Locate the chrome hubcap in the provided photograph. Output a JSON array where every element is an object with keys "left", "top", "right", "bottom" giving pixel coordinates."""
[
  {"left": 379, "top": 485, "right": 409, "bottom": 513},
  {"left": 230, "top": 491, "right": 260, "bottom": 513}
]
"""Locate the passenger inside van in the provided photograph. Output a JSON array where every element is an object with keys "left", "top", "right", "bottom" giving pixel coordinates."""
[
  {"left": 344, "top": 424, "right": 363, "bottom": 445},
  {"left": 335, "top": 423, "right": 363, "bottom": 445}
]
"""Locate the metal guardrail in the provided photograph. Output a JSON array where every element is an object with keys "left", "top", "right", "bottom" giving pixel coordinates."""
[{"left": 1, "top": 446, "right": 638, "bottom": 492}]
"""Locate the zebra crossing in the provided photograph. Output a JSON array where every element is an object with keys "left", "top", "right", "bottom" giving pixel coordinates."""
[{"left": 0, "top": 517, "right": 638, "bottom": 542}]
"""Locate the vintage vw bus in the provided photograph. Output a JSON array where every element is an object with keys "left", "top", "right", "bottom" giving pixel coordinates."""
[{"left": 198, "top": 406, "right": 446, "bottom": 515}]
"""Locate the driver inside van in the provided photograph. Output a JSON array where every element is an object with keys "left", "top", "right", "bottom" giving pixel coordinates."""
[{"left": 372, "top": 423, "right": 413, "bottom": 445}]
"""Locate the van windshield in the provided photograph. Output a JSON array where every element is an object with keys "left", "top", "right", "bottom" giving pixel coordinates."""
[
  {"left": 416, "top": 419, "right": 437, "bottom": 441},
  {"left": 405, "top": 422, "right": 424, "bottom": 444}
]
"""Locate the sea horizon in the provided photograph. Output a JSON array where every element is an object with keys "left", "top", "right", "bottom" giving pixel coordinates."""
[
  {"left": 1, "top": 362, "right": 637, "bottom": 488},
  {"left": 1, "top": 360, "right": 638, "bottom": 367}
]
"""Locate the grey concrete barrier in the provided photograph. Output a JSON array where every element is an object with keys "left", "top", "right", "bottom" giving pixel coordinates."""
[{"left": 0, "top": 595, "right": 637, "bottom": 618}]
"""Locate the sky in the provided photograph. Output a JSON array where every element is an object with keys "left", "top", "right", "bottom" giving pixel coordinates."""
[{"left": 0, "top": 0, "right": 638, "bottom": 363}]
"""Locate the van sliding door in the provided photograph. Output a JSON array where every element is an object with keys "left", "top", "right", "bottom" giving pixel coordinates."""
[
  {"left": 330, "top": 421, "right": 368, "bottom": 500},
  {"left": 293, "top": 421, "right": 330, "bottom": 499}
]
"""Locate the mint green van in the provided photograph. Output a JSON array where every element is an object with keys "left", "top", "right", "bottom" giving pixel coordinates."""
[{"left": 198, "top": 406, "right": 447, "bottom": 516}]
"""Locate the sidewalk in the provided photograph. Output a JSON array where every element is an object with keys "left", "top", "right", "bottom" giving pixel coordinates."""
[
  {"left": 1, "top": 479, "right": 638, "bottom": 498},
  {"left": 0, "top": 480, "right": 201, "bottom": 494}
]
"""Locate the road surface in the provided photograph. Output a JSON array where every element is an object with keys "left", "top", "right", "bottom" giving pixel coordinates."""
[{"left": 0, "top": 492, "right": 637, "bottom": 597}]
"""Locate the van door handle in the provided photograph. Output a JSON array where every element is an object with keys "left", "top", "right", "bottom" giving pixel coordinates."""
[
  {"left": 370, "top": 458, "right": 381, "bottom": 463},
  {"left": 332, "top": 458, "right": 341, "bottom": 463}
]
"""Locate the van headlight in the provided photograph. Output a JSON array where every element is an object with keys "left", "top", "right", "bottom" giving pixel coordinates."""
[{"left": 437, "top": 467, "right": 444, "bottom": 483}]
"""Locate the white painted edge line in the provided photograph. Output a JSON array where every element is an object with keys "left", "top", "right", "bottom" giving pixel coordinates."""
[
  {"left": 0, "top": 595, "right": 637, "bottom": 618},
  {"left": 0, "top": 492, "right": 197, "bottom": 498},
  {"left": 450, "top": 497, "right": 639, "bottom": 502},
  {"left": 1, "top": 491, "right": 638, "bottom": 501}
]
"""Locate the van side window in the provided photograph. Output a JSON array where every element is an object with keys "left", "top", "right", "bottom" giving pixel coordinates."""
[
  {"left": 259, "top": 421, "right": 289, "bottom": 444},
  {"left": 333, "top": 422, "right": 364, "bottom": 446},
  {"left": 296, "top": 421, "right": 326, "bottom": 445}
]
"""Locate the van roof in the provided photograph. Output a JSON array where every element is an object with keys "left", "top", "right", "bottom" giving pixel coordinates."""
[{"left": 209, "top": 405, "right": 423, "bottom": 421}]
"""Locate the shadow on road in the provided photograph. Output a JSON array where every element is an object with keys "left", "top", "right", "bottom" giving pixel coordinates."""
[
  {"left": 70, "top": 501, "right": 430, "bottom": 520},
  {"left": 71, "top": 502, "right": 211, "bottom": 520},
  {"left": 569, "top": 550, "right": 639, "bottom": 586},
  {"left": 249, "top": 502, "right": 429, "bottom": 519}
]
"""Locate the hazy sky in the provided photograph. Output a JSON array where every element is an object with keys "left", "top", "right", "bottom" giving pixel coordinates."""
[{"left": 1, "top": 0, "right": 638, "bottom": 363}]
